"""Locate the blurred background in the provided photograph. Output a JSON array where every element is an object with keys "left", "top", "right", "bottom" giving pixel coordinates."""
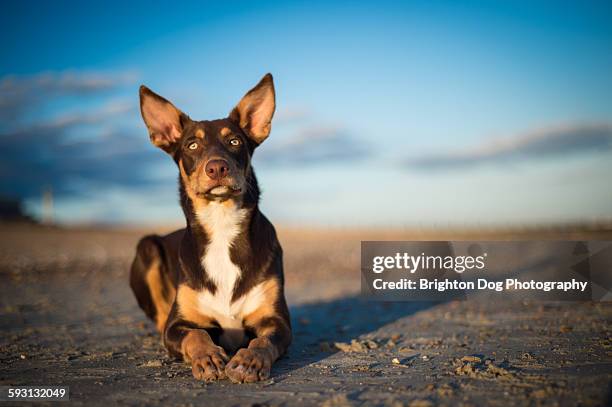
[
  {"left": 1, "top": 0, "right": 611, "bottom": 228},
  {"left": 2, "top": 4, "right": 611, "bottom": 403}
]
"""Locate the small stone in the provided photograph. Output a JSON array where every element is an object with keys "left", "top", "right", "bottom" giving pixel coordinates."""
[
  {"left": 522, "top": 352, "right": 535, "bottom": 360},
  {"left": 392, "top": 358, "right": 401, "bottom": 364},
  {"left": 334, "top": 342, "right": 352, "bottom": 352},
  {"left": 461, "top": 355, "right": 481, "bottom": 363},
  {"left": 142, "top": 359, "right": 163, "bottom": 368},
  {"left": 334, "top": 339, "right": 367, "bottom": 353}
]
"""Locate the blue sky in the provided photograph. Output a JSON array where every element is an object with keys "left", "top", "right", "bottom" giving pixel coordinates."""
[{"left": 1, "top": 1, "right": 611, "bottom": 226}]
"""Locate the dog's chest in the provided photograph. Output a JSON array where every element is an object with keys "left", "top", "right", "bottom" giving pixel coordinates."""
[
  {"left": 195, "top": 202, "right": 246, "bottom": 315},
  {"left": 194, "top": 203, "right": 265, "bottom": 320}
]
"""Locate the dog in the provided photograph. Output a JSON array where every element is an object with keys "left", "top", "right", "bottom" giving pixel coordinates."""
[{"left": 129, "top": 74, "right": 291, "bottom": 383}]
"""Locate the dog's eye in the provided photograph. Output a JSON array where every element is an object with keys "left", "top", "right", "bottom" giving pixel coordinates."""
[
  {"left": 188, "top": 142, "right": 199, "bottom": 150},
  {"left": 229, "top": 138, "right": 241, "bottom": 146}
]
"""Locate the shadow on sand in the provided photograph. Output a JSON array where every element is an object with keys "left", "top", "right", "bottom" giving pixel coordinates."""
[{"left": 274, "top": 296, "right": 440, "bottom": 376}]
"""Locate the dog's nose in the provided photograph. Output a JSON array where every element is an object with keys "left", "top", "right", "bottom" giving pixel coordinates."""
[{"left": 205, "top": 159, "right": 230, "bottom": 180}]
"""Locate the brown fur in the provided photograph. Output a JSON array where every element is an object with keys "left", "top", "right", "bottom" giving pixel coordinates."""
[{"left": 130, "top": 74, "right": 291, "bottom": 383}]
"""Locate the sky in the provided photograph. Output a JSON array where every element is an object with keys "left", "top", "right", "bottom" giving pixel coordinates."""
[{"left": 1, "top": 0, "right": 611, "bottom": 227}]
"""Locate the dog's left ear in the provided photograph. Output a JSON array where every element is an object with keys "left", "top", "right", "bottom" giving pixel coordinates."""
[{"left": 229, "top": 73, "right": 276, "bottom": 145}]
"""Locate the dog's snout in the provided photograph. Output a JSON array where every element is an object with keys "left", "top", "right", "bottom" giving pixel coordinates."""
[{"left": 205, "top": 159, "right": 230, "bottom": 180}]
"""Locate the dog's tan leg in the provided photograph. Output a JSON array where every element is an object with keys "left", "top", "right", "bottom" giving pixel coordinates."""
[
  {"left": 180, "top": 330, "right": 229, "bottom": 381},
  {"left": 164, "top": 299, "right": 229, "bottom": 382},
  {"left": 225, "top": 315, "right": 291, "bottom": 383}
]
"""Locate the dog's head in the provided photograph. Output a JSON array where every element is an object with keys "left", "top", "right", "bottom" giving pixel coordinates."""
[{"left": 139, "top": 74, "right": 275, "bottom": 203}]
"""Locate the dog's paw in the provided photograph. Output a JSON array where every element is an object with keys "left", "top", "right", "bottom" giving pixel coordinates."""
[
  {"left": 190, "top": 346, "right": 229, "bottom": 382},
  {"left": 225, "top": 348, "right": 272, "bottom": 383}
]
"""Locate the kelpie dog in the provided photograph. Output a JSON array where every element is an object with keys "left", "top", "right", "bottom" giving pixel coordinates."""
[{"left": 130, "top": 74, "right": 291, "bottom": 383}]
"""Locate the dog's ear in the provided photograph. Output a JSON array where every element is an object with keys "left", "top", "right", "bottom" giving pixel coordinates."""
[
  {"left": 229, "top": 73, "right": 276, "bottom": 145},
  {"left": 139, "top": 85, "right": 186, "bottom": 153}
]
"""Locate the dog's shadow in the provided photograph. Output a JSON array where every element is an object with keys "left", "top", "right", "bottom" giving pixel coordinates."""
[{"left": 273, "top": 296, "right": 439, "bottom": 376}]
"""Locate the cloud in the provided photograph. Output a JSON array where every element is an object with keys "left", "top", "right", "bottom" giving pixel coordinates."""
[
  {"left": 404, "top": 123, "right": 612, "bottom": 170},
  {"left": 0, "top": 70, "right": 168, "bottom": 205},
  {"left": 2, "top": 100, "right": 134, "bottom": 139},
  {"left": 0, "top": 101, "right": 160, "bottom": 200},
  {"left": 0, "top": 71, "right": 134, "bottom": 123},
  {"left": 256, "top": 125, "right": 371, "bottom": 166}
]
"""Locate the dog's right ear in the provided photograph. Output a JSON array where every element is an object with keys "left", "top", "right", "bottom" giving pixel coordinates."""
[{"left": 139, "top": 85, "right": 185, "bottom": 153}]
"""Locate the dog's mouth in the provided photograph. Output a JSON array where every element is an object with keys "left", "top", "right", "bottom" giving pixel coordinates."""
[{"left": 200, "top": 184, "right": 243, "bottom": 200}]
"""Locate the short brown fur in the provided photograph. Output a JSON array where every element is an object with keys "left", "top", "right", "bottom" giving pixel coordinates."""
[{"left": 130, "top": 74, "right": 292, "bottom": 383}]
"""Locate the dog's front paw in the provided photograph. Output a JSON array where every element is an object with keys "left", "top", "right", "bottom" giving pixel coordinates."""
[
  {"left": 225, "top": 348, "right": 272, "bottom": 383},
  {"left": 190, "top": 346, "right": 228, "bottom": 382}
]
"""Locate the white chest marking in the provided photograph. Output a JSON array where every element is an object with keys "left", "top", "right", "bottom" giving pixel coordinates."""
[
  {"left": 195, "top": 202, "right": 247, "bottom": 321},
  {"left": 194, "top": 202, "right": 272, "bottom": 351}
]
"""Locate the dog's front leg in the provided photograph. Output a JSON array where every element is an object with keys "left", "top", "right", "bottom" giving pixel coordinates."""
[
  {"left": 165, "top": 317, "right": 229, "bottom": 381},
  {"left": 225, "top": 315, "right": 292, "bottom": 383}
]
